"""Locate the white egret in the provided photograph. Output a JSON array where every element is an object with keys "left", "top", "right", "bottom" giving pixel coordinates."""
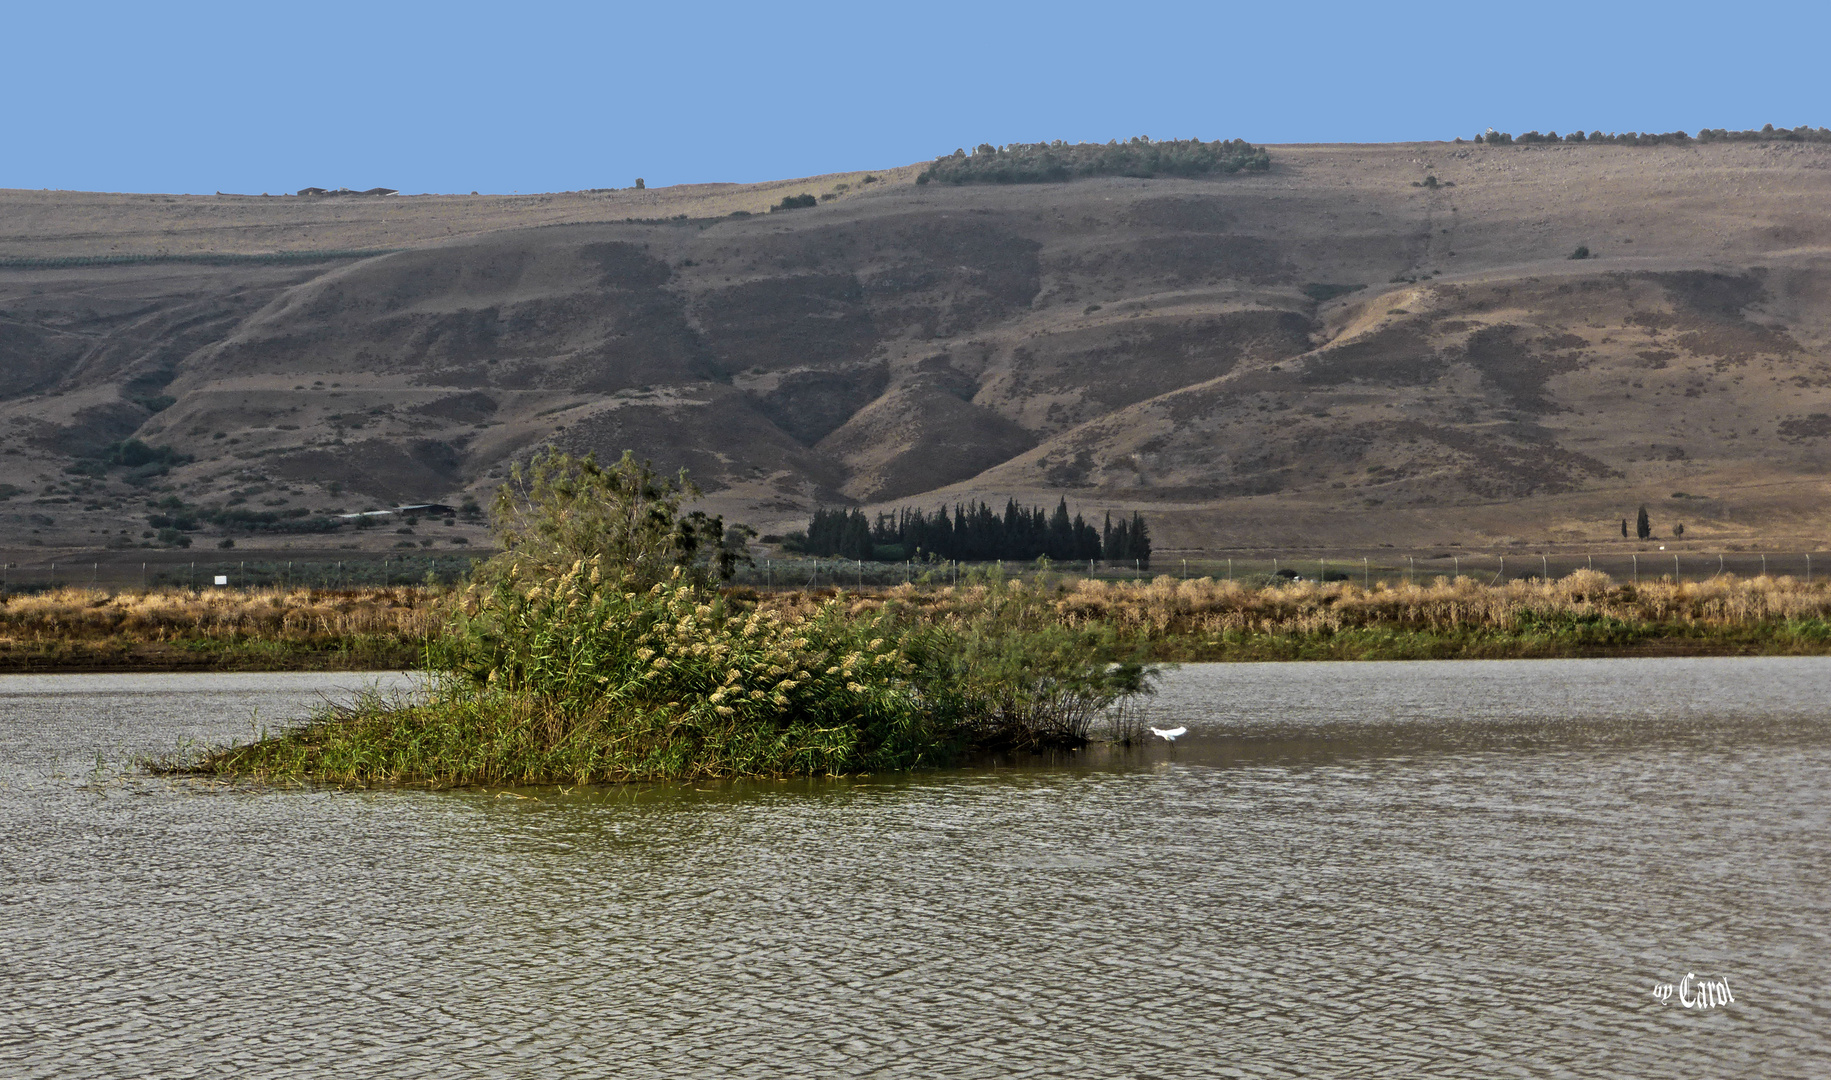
[{"left": 1150, "top": 726, "right": 1187, "bottom": 742}]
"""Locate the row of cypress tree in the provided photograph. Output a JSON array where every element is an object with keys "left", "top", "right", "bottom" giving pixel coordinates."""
[{"left": 797, "top": 499, "right": 1151, "bottom": 568}]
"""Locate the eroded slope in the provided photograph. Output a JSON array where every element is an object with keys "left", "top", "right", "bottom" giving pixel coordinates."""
[{"left": 4, "top": 139, "right": 1831, "bottom": 552}]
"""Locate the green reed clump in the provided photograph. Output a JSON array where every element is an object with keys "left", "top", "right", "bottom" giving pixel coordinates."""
[
  {"left": 898, "top": 565, "right": 1153, "bottom": 748},
  {"left": 190, "top": 451, "right": 1154, "bottom": 785}
]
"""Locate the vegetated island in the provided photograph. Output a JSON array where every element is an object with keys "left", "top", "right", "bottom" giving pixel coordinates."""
[{"left": 174, "top": 452, "right": 1154, "bottom": 785}]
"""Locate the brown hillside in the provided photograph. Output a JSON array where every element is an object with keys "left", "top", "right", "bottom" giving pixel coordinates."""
[{"left": 3, "top": 140, "right": 1830, "bottom": 557}]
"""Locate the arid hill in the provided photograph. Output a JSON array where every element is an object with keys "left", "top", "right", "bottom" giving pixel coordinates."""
[{"left": 4, "top": 139, "right": 1830, "bottom": 558}]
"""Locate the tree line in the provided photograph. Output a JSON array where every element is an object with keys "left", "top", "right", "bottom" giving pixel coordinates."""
[
  {"left": 917, "top": 137, "right": 1268, "bottom": 185},
  {"left": 1472, "top": 124, "right": 1831, "bottom": 146},
  {"left": 792, "top": 499, "right": 1152, "bottom": 568}
]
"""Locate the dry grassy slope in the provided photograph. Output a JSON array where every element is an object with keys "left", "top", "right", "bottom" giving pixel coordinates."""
[{"left": 3, "top": 141, "right": 1831, "bottom": 555}]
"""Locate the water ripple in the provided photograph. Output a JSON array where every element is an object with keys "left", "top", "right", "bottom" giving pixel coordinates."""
[{"left": 1, "top": 661, "right": 1827, "bottom": 1077}]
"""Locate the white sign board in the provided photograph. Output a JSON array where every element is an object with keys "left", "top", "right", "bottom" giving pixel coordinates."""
[{"left": 213, "top": 575, "right": 229, "bottom": 586}]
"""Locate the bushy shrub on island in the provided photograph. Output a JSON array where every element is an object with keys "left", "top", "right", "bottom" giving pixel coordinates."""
[{"left": 191, "top": 450, "right": 1155, "bottom": 785}]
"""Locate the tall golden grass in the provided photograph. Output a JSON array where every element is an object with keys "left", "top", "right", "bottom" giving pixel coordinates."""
[
  {"left": 753, "top": 570, "right": 1831, "bottom": 657},
  {"left": 1045, "top": 571, "right": 1831, "bottom": 637},
  {"left": 0, "top": 587, "right": 439, "bottom": 644},
  {"left": 9, "top": 570, "right": 1831, "bottom": 664}
]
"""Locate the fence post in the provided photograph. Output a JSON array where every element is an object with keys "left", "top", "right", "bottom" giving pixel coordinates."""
[
  {"left": 1542, "top": 555, "right": 1548, "bottom": 580},
  {"left": 1674, "top": 553, "right": 1680, "bottom": 582},
  {"left": 1497, "top": 555, "right": 1504, "bottom": 584},
  {"left": 1453, "top": 556, "right": 1459, "bottom": 577},
  {"left": 1228, "top": 557, "right": 1233, "bottom": 581},
  {"left": 1633, "top": 554, "right": 1638, "bottom": 584},
  {"left": 1407, "top": 555, "right": 1413, "bottom": 584},
  {"left": 1364, "top": 556, "right": 1369, "bottom": 589}
]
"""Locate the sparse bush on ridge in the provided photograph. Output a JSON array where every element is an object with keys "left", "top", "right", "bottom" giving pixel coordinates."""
[
  {"left": 1696, "top": 124, "right": 1831, "bottom": 144},
  {"left": 1471, "top": 124, "right": 1831, "bottom": 147},
  {"left": 916, "top": 137, "right": 1269, "bottom": 185}
]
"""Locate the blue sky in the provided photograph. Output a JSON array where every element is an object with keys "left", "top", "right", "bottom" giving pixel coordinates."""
[{"left": 6, "top": 1, "right": 1827, "bottom": 194}]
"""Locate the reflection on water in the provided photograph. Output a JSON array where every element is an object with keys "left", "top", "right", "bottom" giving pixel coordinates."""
[{"left": 2, "top": 660, "right": 1827, "bottom": 1078}]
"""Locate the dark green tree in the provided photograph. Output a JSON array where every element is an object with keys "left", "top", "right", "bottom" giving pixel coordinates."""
[
  {"left": 841, "top": 510, "right": 871, "bottom": 561},
  {"left": 1130, "top": 511, "right": 1152, "bottom": 570},
  {"left": 1636, "top": 505, "right": 1651, "bottom": 540},
  {"left": 1105, "top": 515, "right": 1130, "bottom": 563},
  {"left": 1048, "top": 498, "right": 1074, "bottom": 559}
]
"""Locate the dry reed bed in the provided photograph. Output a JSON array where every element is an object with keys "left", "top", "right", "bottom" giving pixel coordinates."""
[
  {"left": 757, "top": 571, "right": 1831, "bottom": 639},
  {"left": 0, "top": 587, "right": 441, "bottom": 643},
  {"left": 8, "top": 572, "right": 1830, "bottom": 649}
]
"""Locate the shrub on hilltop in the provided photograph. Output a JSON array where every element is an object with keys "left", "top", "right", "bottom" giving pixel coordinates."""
[
  {"left": 1472, "top": 123, "right": 1831, "bottom": 146},
  {"left": 1696, "top": 123, "right": 1831, "bottom": 144},
  {"left": 917, "top": 137, "right": 1269, "bottom": 185}
]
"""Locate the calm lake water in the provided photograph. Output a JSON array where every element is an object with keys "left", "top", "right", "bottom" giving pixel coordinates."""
[{"left": 2, "top": 660, "right": 1828, "bottom": 1078}]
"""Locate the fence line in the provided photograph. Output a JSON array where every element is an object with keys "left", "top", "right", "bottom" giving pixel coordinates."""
[
  {"left": 0, "top": 554, "right": 478, "bottom": 594},
  {"left": 0, "top": 551, "right": 1821, "bottom": 596}
]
